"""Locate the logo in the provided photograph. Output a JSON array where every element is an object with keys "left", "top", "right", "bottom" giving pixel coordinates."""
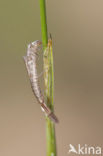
[{"left": 68, "top": 144, "right": 102, "bottom": 155}]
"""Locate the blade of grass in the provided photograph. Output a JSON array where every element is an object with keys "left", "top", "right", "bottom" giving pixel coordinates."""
[{"left": 39, "top": 0, "right": 57, "bottom": 156}]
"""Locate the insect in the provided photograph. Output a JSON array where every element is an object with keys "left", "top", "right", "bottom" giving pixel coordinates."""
[{"left": 23, "top": 40, "right": 58, "bottom": 123}]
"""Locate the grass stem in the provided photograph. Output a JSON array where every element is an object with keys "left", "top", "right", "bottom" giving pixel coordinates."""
[{"left": 39, "top": 0, "right": 57, "bottom": 156}]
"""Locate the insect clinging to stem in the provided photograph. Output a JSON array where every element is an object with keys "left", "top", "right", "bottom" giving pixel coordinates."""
[{"left": 23, "top": 40, "right": 58, "bottom": 123}]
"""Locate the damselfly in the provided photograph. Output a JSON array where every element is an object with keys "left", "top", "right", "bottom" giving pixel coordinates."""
[{"left": 23, "top": 40, "right": 58, "bottom": 123}]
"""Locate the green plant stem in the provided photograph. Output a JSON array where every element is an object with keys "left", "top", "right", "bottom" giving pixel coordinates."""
[
  {"left": 39, "top": 0, "right": 57, "bottom": 156},
  {"left": 39, "top": 0, "right": 48, "bottom": 48}
]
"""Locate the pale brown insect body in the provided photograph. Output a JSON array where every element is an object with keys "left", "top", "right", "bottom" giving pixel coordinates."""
[{"left": 23, "top": 40, "right": 58, "bottom": 123}]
